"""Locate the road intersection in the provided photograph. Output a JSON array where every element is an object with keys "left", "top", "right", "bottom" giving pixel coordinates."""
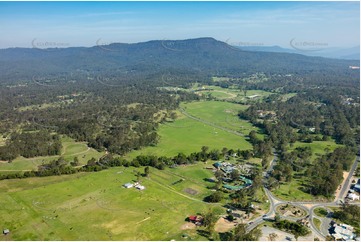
[{"left": 246, "top": 154, "right": 360, "bottom": 240}]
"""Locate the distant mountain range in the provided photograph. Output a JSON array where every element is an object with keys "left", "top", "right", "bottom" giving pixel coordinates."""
[
  {"left": 236, "top": 45, "right": 360, "bottom": 60},
  {"left": 0, "top": 38, "right": 359, "bottom": 81}
]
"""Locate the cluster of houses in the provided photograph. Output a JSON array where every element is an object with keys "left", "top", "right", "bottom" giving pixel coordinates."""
[
  {"left": 330, "top": 222, "right": 356, "bottom": 241},
  {"left": 213, "top": 161, "right": 253, "bottom": 191},
  {"left": 123, "top": 182, "right": 145, "bottom": 190},
  {"left": 346, "top": 179, "right": 360, "bottom": 201}
]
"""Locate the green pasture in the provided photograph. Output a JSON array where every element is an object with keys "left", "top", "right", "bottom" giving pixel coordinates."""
[
  {"left": 0, "top": 167, "right": 221, "bottom": 240},
  {"left": 126, "top": 111, "right": 252, "bottom": 159},
  {"left": 196, "top": 85, "right": 273, "bottom": 102},
  {"left": 290, "top": 140, "right": 342, "bottom": 161},
  {"left": 0, "top": 136, "right": 104, "bottom": 173},
  {"left": 272, "top": 176, "right": 316, "bottom": 202},
  {"left": 181, "top": 100, "right": 261, "bottom": 136}
]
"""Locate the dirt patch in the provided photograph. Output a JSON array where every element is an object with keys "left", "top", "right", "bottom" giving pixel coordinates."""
[
  {"left": 301, "top": 203, "right": 316, "bottom": 209},
  {"left": 180, "top": 222, "right": 196, "bottom": 230},
  {"left": 100, "top": 220, "right": 129, "bottom": 235},
  {"left": 276, "top": 204, "right": 306, "bottom": 218},
  {"left": 334, "top": 171, "right": 349, "bottom": 199},
  {"left": 184, "top": 188, "right": 198, "bottom": 195},
  {"left": 214, "top": 217, "right": 236, "bottom": 233}
]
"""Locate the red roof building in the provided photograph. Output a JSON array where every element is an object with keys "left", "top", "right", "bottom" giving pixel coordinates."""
[{"left": 189, "top": 216, "right": 197, "bottom": 221}]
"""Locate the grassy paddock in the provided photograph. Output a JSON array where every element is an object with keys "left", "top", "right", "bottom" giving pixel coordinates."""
[
  {"left": 272, "top": 177, "right": 317, "bottom": 202},
  {"left": 126, "top": 102, "right": 255, "bottom": 159},
  {"left": 0, "top": 136, "right": 104, "bottom": 173},
  {"left": 290, "top": 140, "right": 342, "bottom": 161},
  {"left": 196, "top": 85, "right": 273, "bottom": 103},
  {"left": 0, "top": 167, "right": 220, "bottom": 240}
]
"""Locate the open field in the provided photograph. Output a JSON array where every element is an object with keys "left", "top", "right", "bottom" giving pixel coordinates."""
[
  {"left": 272, "top": 176, "right": 317, "bottom": 202},
  {"left": 274, "top": 140, "right": 344, "bottom": 201},
  {"left": 181, "top": 100, "right": 260, "bottom": 135},
  {"left": 0, "top": 166, "right": 222, "bottom": 240},
  {"left": 0, "top": 136, "right": 104, "bottom": 173},
  {"left": 126, "top": 101, "right": 256, "bottom": 159},
  {"left": 196, "top": 86, "right": 273, "bottom": 103},
  {"left": 290, "top": 140, "right": 343, "bottom": 161}
]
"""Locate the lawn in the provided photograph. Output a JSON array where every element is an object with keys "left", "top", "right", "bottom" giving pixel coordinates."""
[
  {"left": 272, "top": 176, "right": 317, "bottom": 202},
  {"left": 0, "top": 167, "right": 221, "bottom": 240},
  {"left": 126, "top": 104, "right": 253, "bottom": 159},
  {"left": 314, "top": 207, "right": 328, "bottom": 217},
  {"left": 313, "top": 218, "right": 321, "bottom": 231},
  {"left": 0, "top": 136, "right": 104, "bottom": 173}
]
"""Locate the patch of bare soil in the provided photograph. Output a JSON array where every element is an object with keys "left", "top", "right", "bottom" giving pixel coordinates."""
[
  {"left": 184, "top": 188, "right": 198, "bottom": 195},
  {"left": 180, "top": 222, "right": 196, "bottom": 230},
  {"left": 214, "top": 217, "right": 236, "bottom": 233}
]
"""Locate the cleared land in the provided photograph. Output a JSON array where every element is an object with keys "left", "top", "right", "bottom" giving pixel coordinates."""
[
  {"left": 273, "top": 139, "right": 343, "bottom": 201},
  {"left": 0, "top": 166, "right": 221, "bottom": 241},
  {"left": 127, "top": 101, "right": 257, "bottom": 159},
  {"left": 196, "top": 86, "right": 273, "bottom": 103},
  {"left": 0, "top": 136, "right": 104, "bottom": 173},
  {"left": 272, "top": 176, "right": 316, "bottom": 202},
  {"left": 181, "top": 100, "right": 260, "bottom": 135},
  {"left": 290, "top": 140, "right": 342, "bottom": 161}
]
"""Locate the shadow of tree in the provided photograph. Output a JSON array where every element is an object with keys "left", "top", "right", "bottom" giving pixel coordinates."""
[{"left": 196, "top": 229, "right": 210, "bottom": 239}]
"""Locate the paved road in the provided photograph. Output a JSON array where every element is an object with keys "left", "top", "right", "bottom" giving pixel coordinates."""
[
  {"left": 246, "top": 154, "right": 360, "bottom": 240},
  {"left": 337, "top": 157, "right": 359, "bottom": 201}
]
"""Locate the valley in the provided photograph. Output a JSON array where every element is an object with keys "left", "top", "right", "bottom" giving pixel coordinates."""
[{"left": 0, "top": 37, "right": 359, "bottom": 241}]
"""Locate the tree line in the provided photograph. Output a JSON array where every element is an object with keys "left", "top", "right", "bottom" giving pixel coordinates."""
[
  {"left": 0, "top": 130, "right": 61, "bottom": 161},
  {"left": 0, "top": 146, "right": 255, "bottom": 180}
]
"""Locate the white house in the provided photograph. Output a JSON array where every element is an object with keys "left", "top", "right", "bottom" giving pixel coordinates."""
[
  {"left": 123, "top": 183, "right": 133, "bottom": 188},
  {"left": 331, "top": 224, "right": 355, "bottom": 241},
  {"left": 135, "top": 184, "right": 145, "bottom": 190},
  {"left": 347, "top": 193, "right": 359, "bottom": 201}
]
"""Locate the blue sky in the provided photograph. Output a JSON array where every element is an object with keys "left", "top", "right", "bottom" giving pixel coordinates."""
[{"left": 0, "top": 1, "right": 359, "bottom": 49}]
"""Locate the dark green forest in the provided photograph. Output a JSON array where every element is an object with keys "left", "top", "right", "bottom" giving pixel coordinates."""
[{"left": 0, "top": 38, "right": 359, "bottom": 199}]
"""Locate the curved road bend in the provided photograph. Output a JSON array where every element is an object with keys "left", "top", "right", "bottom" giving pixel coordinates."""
[{"left": 246, "top": 155, "right": 359, "bottom": 240}]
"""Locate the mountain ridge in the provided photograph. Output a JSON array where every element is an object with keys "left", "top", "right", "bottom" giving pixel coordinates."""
[{"left": 0, "top": 37, "right": 358, "bottom": 81}]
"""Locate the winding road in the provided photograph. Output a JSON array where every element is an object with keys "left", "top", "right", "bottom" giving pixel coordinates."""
[
  {"left": 176, "top": 109, "right": 359, "bottom": 240},
  {"left": 246, "top": 154, "right": 360, "bottom": 240}
]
